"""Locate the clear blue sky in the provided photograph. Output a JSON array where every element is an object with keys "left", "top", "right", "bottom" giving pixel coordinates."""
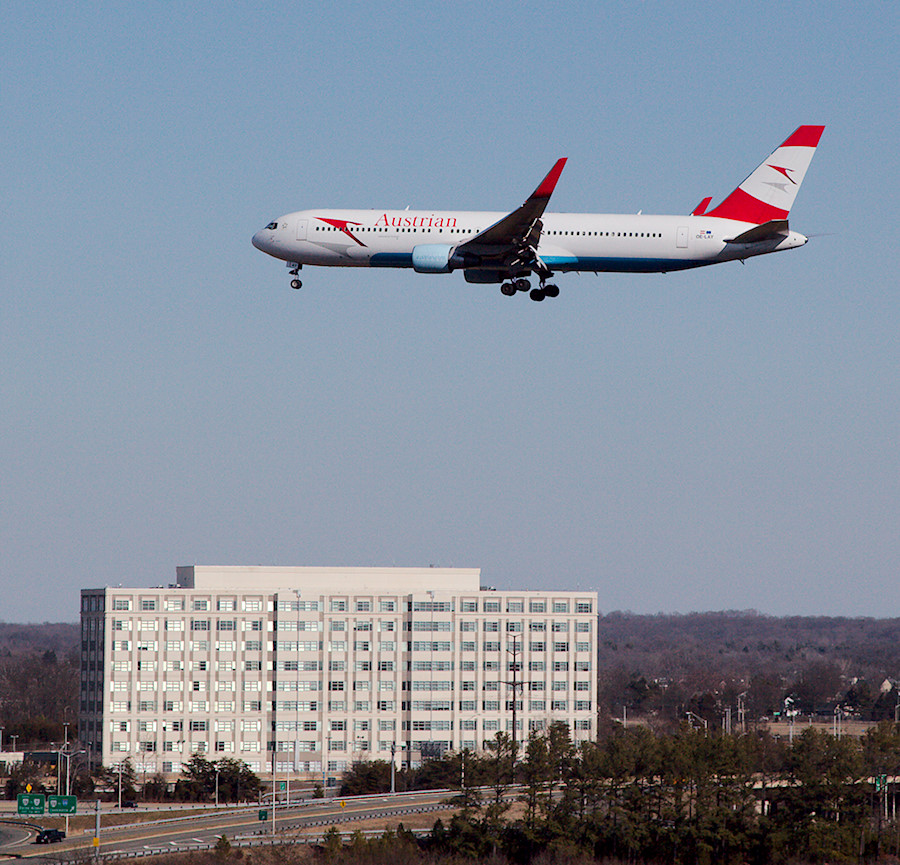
[{"left": 2, "top": 1, "right": 897, "bottom": 622}]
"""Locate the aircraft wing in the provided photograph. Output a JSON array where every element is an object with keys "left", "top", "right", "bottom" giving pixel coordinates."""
[{"left": 455, "top": 158, "right": 566, "bottom": 275}]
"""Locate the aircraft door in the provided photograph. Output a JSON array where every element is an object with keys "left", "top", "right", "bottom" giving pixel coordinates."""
[
  {"left": 676, "top": 226, "right": 689, "bottom": 248},
  {"left": 296, "top": 219, "right": 308, "bottom": 241}
]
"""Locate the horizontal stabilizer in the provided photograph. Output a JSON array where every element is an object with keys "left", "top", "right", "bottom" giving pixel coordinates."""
[{"left": 724, "top": 219, "right": 789, "bottom": 244}]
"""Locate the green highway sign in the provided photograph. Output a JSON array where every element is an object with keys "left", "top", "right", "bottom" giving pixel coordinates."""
[
  {"left": 18, "top": 793, "right": 46, "bottom": 815},
  {"left": 258, "top": 809, "right": 268, "bottom": 821},
  {"left": 48, "top": 795, "right": 77, "bottom": 814}
]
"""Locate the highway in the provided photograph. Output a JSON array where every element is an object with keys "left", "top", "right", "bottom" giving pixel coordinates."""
[{"left": 2, "top": 790, "right": 459, "bottom": 862}]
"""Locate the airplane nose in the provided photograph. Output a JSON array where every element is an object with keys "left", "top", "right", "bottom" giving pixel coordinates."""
[{"left": 252, "top": 230, "right": 266, "bottom": 251}]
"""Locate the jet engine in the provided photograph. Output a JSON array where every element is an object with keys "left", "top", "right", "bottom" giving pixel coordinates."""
[{"left": 411, "top": 244, "right": 456, "bottom": 274}]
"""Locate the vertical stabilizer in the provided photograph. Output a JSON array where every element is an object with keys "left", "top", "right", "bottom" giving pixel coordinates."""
[{"left": 706, "top": 125, "right": 824, "bottom": 223}]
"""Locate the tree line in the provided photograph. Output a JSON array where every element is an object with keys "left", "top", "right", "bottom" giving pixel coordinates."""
[{"left": 336, "top": 721, "right": 900, "bottom": 865}]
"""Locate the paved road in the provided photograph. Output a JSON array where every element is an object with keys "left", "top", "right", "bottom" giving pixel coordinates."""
[
  {"left": 12, "top": 791, "right": 456, "bottom": 862},
  {"left": 0, "top": 820, "right": 38, "bottom": 852}
]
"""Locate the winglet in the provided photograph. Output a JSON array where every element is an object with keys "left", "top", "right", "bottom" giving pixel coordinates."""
[
  {"left": 691, "top": 196, "right": 713, "bottom": 216},
  {"left": 531, "top": 158, "right": 567, "bottom": 200},
  {"left": 706, "top": 126, "right": 825, "bottom": 223},
  {"left": 458, "top": 158, "right": 567, "bottom": 250}
]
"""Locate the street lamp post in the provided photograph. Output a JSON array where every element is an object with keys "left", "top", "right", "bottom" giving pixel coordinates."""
[
  {"left": 118, "top": 763, "right": 123, "bottom": 809},
  {"left": 64, "top": 749, "right": 85, "bottom": 835},
  {"left": 215, "top": 765, "right": 220, "bottom": 807}
]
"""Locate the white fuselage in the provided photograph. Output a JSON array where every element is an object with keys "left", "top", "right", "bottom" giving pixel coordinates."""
[{"left": 252, "top": 209, "right": 808, "bottom": 275}]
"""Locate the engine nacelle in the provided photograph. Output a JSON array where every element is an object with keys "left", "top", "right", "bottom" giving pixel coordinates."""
[{"left": 412, "top": 244, "right": 455, "bottom": 274}]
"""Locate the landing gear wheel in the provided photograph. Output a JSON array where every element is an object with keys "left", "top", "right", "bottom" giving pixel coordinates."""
[
  {"left": 544, "top": 284, "right": 559, "bottom": 298},
  {"left": 290, "top": 279, "right": 302, "bottom": 290},
  {"left": 529, "top": 288, "right": 545, "bottom": 302},
  {"left": 500, "top": 282, "right": 516, "bottom": 296},
  {"left": 515, "top": 278, "right": 530, "bottom": 292}
]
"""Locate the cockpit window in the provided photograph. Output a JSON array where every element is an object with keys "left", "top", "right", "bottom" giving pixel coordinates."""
[{"left": 265, "top": 222, "right": 278, "bottom": 230}]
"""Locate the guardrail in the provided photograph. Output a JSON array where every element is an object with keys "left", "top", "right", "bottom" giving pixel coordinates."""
[
  {"left": 70, "top": 787, "right": 456, "bottom": 836},
  {"left": 48, "top": 800, "right": 455, "bottom": 863},
  {"left": 71, "top": 828, "right": 434, "bottom": 862}
]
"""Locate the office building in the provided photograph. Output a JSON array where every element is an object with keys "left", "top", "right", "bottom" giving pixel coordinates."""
[{"left": 79, "top": 566, "right": 597, "bottom": 779}]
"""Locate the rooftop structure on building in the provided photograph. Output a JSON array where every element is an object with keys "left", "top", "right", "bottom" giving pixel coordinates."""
[{"left": 79, "top": 566, "right": 597, "bottom": 781}]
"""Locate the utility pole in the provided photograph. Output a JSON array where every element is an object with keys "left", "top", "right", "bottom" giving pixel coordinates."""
[
  {"left": 460, "top": 748, "right": 465, "bottom": 803},
  {"left": 507, "top": 637, "right": 522, "bottom": 759},
  {"left": 390, "top": 741, "right": 396, "bottom": 794},
  {"left": 93, "top": 799, "right": 101, "bottom": 862},
  {"left": 292, "top": 589, "right": 301, "bottom": 807}
]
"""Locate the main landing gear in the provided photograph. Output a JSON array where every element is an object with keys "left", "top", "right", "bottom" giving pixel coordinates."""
[{"left": 500, "top": 279, "right": 559, "bottom": 301}]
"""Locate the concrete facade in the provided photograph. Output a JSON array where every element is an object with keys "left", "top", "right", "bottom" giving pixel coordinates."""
[{"left": 79, "top": 566, "right": 597, "bottom": 779}]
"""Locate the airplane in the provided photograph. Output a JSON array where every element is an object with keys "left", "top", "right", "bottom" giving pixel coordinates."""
[{"left": 252, "top": 125, "right": 824, "bottom": 302}]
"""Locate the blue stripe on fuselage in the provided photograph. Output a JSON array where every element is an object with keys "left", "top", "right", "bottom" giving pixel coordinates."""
[
  {"left": 369, "top": 253, "right": 707, "bottom": 274},
  {"left": 371, "top": 253, "right": 415, "bottom": 267},
  {"left": 543, "top": 256, "right": 705, "bottom": 273}
]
